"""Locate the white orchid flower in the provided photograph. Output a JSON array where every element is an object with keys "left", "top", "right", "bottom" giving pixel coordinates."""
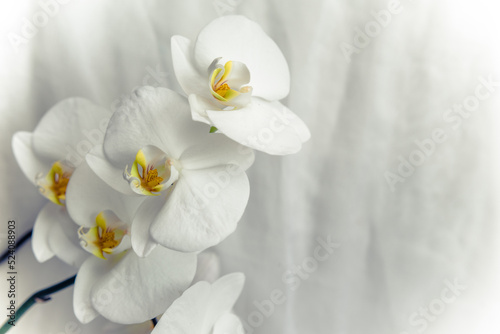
[
  {"left": 61, "top": 161, "right": 198, "bottom": 325},
  {"left": 73, "top": 226, "right": 197, "bottom": 325},
  {"left": 85, "top": 86, "right": 254, "bottom": 255},
  {"left": 152, "top": 273, "right": 245, "bottom": 334},
  {"left": 11, "top": 97, "right": 197, "bottom": 326},
  {"left": 11, "top": 98, "right": 112, "bottom": 267},
  {"left": 171, "top": 15, "right": 310, "bottom": 155}
]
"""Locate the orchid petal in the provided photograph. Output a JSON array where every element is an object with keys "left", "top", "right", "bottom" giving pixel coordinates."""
[
  {"left": 149, "top": 167, "right": 250, "bottom": 252},
  {"left": 152, "top": 273, "right": 245, "bottom": 334},
  {"left": 204, "top": 273, "right": 245, "bottom": 331},
  {"left": 32, "top": 203, "right": 58, "bottom": 263},
  {"left": 213, "top": 313, "right": 245, "bottom": 334},
  {"left": 130, "top": 194, "right": 164, "bottom": 257},
  {"left": 103, "top": 87, "right": 212, "bottom": 167},
  {"left": 179, "top": 133, "right": 254, "bottom": 172},
  {"left": 188, "top": 94, "right": 219, "bottom": 125},
  {"left": 48, "top": 210, "right": 89, "bottom": 268},
  {"left": 74, "top": 255, "right": 108, "bottom": 324},
  {"left": 219, "top": 61, "right": 251, "bottom": 91},
  {"left": 193, "top": 15, "right": 290, "bottom": 101},
  {"left": 90, "top": 247, "right": 196, "bottom": 324},
  {"left": 103, "top": 86, "right": 254, "bottom": 172},
  {"left": 206, "top": 98, "right": 310, "bottom": 155},
  {"left": 31, "top": 98, "right": 111, "bottom": 166},
  {"left": 32, "top": 203, "right": 87, "bottom": 267},
  {"left": 12, "top": 132, "right": 49, "bottom": 185},
  {"left": 153, "top": 281, "right": 210, "bottom": 334},
  {"left": 86, "top": 145, "right": 136, "bottom": 195},
  {"left": 171, "top": 35, "right": 209, "bottom": 98},
  {"left": 66, "top": 161, "right": 144, "bottom": 228}
]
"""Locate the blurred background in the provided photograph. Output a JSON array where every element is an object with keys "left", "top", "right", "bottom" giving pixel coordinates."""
[{"left": 1, "top": 0, "right": 500, "bottom": 333}]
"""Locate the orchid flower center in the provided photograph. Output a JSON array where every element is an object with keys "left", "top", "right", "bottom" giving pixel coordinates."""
[
  {"left": 124, "top": 145, "right": 179, "bottom": 196},
  {"left": 208, "top": 57, "right": 252, "bottom": 109},
  {"left": 36, "top": 161, "right": 74, "bottom": 206},
  {"left": 78, "top": 210, "right": 129, "bottom": 260}
]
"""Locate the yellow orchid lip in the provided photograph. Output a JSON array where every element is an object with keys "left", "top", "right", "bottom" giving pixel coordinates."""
[
  {"left": 36, "top": 160, "right": 74, "bottom": 206},
  {"left": 78, "top": 210, "right": 128, "bottom": 260},
  {"left": 124, "top": 145, "right": 179, "bottom": 196},
  {"left": 208, "top": 58, "right": 253, "bottom": 108}
]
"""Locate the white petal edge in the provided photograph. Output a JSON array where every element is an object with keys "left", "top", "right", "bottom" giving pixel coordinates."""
[
  {"left": 179, "top": 128, "right": 255, "bottom": 172},
  {"left": 86, "top": 145, "right": 136, "bottom": 195},
  {"left": 32, "top": 97, "right": 112, "bottom": 166},
  {"left": 152, "top": 273, "right": 245, "bottom": 334},
  {"left": 206, "top": 98, "right": 310, "bottom": 155},
  {"left": 32, "top": 203, "right": 58, "bottom": 263},
  {"left": 203, "top": 273, "right": 245, "bottom": 332},
  {"left": 130, "top": 195, "right": 163, "bottom": 257},
  {"left": 152, "top": 281, "right": 210, "bottom": 334},
  {"left": 74, "top": 255, "right": 107, "bottom": 324},
  {"left": 46, "top": 207, "right": 89, "bottom": 267},
  {"left": 171, "top": 35, "right": 210, "bottom": 98},
  {"left": 213, "top": 313, "right": 245, "bottom": 334},
  {"left": 12, "top": 132, "right": 50, "bottom": 185},
  {"left": 188, "top": 94, "right": 217, "bottom": 125}
]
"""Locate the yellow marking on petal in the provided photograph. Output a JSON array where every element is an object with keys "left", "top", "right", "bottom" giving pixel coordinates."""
[
  {"left": 90, "top": 227, "right": 107, "bottom": 259},
  {"left": 222, "top": 88, "right": 241, "bottom": 100},
  {"left": 78, "top": 212, "right": 127, "bottom": 260},
  {"left": 124, "top": 148, "right": 168, "bottom": 196},
  {"left": 37, "top": 161, "right": 73, "bottom": 206},
  {"left": 130, "top": 161, "right": 140, "bottom": 180},
  {"left": 210, "top": 68, "right": 222, "bottom": 87},
  {"left": 95, "top": 211, "right": 107, "bottom": 230},
  {"left": 135, "top": 150, "right": 147, "bottom": 170},
  {"left": 209, "top": 60, "right": 250, "bottom": 106},
  {"left": 219, "top": 61, "right": 233, "bottom": 84}
]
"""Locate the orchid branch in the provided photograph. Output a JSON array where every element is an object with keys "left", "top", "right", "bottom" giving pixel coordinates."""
[
  {"left": 0, "top": 229, "right": 32, "bottom": 264},
  {"left": 0, "top": 274, "right": 76, "bottom": 334}
]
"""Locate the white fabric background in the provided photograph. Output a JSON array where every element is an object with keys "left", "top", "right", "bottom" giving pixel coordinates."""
[{"left": 1, "top": 0, "right": 500, "bottom": 333}]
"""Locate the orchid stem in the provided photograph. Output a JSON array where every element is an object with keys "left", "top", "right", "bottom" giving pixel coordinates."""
[
  {"left": 0, "top": 229, "right": 33, "bottom": 264},
  {"left": 0, "top": 275, "right": 76, "bottom": 334}
]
